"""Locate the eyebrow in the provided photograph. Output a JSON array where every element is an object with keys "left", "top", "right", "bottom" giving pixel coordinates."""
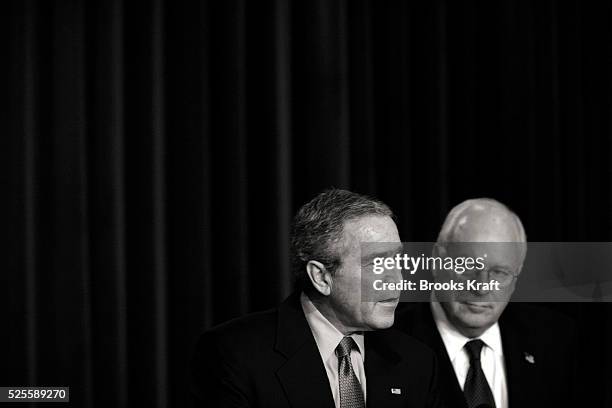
[{"left": 486, "top": 262, "right": 514, "bottom": 272}]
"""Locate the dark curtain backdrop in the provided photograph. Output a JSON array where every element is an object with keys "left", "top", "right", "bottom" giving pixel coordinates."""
[{"left": 3, "top": 0, "right": 612, "bottom": 407}]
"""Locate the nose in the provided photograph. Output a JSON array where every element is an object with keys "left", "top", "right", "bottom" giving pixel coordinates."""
[{"left": 472, "top": 269, "right": 491, "bottom": 296}]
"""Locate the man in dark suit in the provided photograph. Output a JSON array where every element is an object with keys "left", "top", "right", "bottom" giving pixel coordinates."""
[
  {"left": 395, "top": 198, "right": 576, "bottom": 408},
  {"left": 191, "top": 189, "right": 440, "bottom": 407}
]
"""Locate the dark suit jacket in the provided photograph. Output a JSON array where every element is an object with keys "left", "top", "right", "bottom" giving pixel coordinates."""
[
  {"left": 191, "top": 293, "right": 441, "bottom": 407},
  {"left": 394, "top": 303, "right": 577, "bottom": 408}
]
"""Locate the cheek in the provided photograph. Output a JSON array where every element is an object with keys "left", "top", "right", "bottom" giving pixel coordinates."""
[
  {"left": 335, "top": 265, "right": 363, "bottom": 290},
  {"left": 449, "top": 303, "right": 466, "bottom": 318},
  {"left": 490, "top": 303, "right": 508, "bottom": 319},
  {"left": 359, "top": 302, "right": 372, "bottom": 319},
  {"left": 331, "top": 281, "right": 362, "bottom": 317},
  {"left": 335, "top": 275, "right": 362, "bottom": 302},
  {"left": 352, "top": 302, "right": 374, "bottom": 325}
]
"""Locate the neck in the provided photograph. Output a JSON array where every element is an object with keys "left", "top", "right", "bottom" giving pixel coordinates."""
[{"left": 306, "top": 291, "right": 360, "bottom": 336}]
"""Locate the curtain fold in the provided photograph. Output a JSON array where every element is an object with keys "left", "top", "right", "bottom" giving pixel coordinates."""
[
  {"left": 87, "top": 0, "right": 129, "bottom": 406},
  {"left": 4, "top": 1, "right": 612, "bottom": 407},
  {"left": 23, "top": 0, "right": 39, "bottom": 389}
]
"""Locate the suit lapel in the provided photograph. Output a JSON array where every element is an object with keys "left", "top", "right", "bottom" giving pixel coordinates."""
[
  {"left": 409, "top": 304, "right": 467, "bottom": 408},
  {"left": 499, "top": 308, "right": 539, "bottom": 408},
  {"left": 365, "top": 331, "right": 406, "bottom": 407},
  {"left": 276, "top": 341, "right": 335, "bottom": 408},
  {"left": 274, "top": 293, "right": 335, "bottom": 408}
]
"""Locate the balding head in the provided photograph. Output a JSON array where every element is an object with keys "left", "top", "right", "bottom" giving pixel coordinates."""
[{"left": 438, "top": 198, "right": 526, "bottom": 245}]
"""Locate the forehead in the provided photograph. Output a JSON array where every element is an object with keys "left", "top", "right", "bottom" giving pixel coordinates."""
[
  {"left": 342, "top": 215, "right": 399, "bottom": 242},
  {"left": 447, "top": 242, "right": 523, "bottom": 269}
]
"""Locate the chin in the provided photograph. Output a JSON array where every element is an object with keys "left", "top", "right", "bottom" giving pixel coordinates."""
[
  {"left": 368, "top": 313, "right": 395, "bottom": 330},
  {"left": 460, "top": 315, "right": 493, "bottom": 329},
  {"left": 441, "top": 302, "right": 497, "bottom": 335}
]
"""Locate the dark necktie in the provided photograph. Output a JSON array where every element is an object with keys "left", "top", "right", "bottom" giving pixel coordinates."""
[
  {"left": 335, "top": 336, "right": 365, "bottom": 408},
  {"left": 464, "top": 339, "right": 496, "bottom": 408}
]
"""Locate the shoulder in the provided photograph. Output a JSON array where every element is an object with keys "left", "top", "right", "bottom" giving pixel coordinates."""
[
  {"left": 208, "top": 308, "right": 277, "bottom": 335},
  {"left": 502, "top": 303, "right": 575, "bottom": 335},
  {"left": 393, "top": 302, "right": 434, "bottom": 335},
  {"left": 195, "top": 308, "right": 278, "bottom": 354},
  {"left": 368, "top": 326, "right": 437, "bottom": 364},
  {"left": 376, "top": 326, "right": 433, "bottom": 351},
  {"left": 394, "top": 302, "right": 430, "bottom": 322},
  {"left": 500, "top": 303, "right": 577, "bottom": 359}
]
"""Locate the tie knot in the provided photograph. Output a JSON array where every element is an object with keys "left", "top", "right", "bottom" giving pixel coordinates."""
[
  {"left": 464, "top": 339, "right": 485, "bottom": 361},
  {"left": 335, "top": 336, "right": 357, "bottom": 358}
]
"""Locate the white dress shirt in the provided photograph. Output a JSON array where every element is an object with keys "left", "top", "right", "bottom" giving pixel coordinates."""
[
  {"left": 431, "top": 301, "right": 508, "bottom": 408},
  {"left": 300, "top": 292, "right": 367, "bottom": 407}
]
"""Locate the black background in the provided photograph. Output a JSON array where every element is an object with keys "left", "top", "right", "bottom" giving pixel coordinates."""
[{"left": 2, "top": 0, "right": 612, "bottom": 407}]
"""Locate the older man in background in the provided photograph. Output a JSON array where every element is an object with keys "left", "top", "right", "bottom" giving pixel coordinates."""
[{"left": 395, "top": 198, "right": 576, "bottom": 408}]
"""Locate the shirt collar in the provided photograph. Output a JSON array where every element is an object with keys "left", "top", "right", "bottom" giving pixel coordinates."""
[
  {"left": 300, "top": 292, "right": 365, "bottom": 362},
  {"left": 431, "top": 299, "right": 503, "bottom": 361}
]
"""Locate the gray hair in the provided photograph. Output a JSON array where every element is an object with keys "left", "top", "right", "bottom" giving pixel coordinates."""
[{"left": 290, "top": 189, "right": 394, "bottom": 290}]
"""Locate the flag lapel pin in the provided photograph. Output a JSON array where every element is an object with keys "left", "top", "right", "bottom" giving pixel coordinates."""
[
  {"left": 391, "top": 388, "right": 402, "bottom": 395},
  {"left": 524, "top": 352, "right": 535, "bottom": 364}
]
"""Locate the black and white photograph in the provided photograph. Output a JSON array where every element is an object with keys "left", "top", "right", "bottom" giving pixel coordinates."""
[{"left": 3, "top": 1, "right": 612, "bottom": 407}]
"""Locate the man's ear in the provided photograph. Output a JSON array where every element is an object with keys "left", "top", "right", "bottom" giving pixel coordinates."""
[{"left": 306, "top": 260, "right": 333, "bottom": 296}]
